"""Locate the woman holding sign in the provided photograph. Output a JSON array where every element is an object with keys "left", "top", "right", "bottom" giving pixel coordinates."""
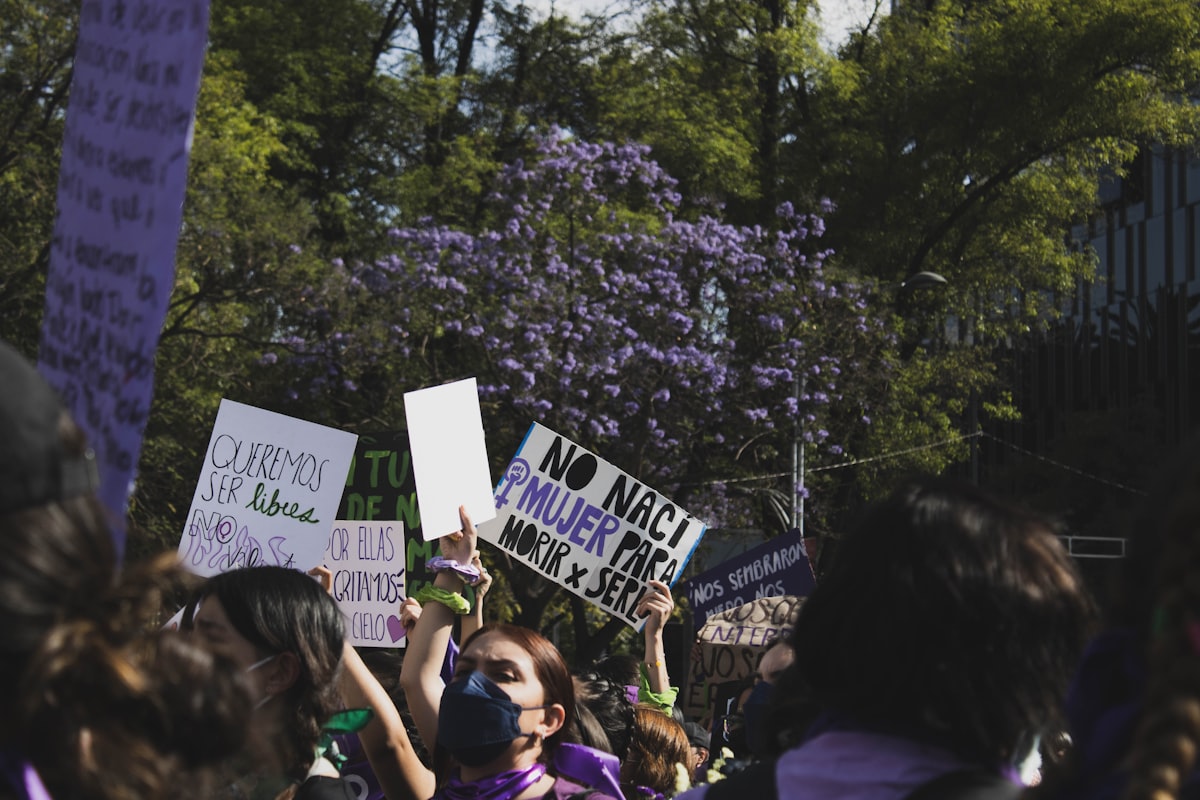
[{"left": 401, "top": 507, "right": 621, "bottom": 800}]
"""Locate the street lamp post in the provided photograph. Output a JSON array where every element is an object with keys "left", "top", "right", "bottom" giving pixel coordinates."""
[{"left": 790, "top": 271, "right": 949, "bottom": 534}]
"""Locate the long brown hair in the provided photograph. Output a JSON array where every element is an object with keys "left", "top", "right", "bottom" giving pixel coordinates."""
[
  {"left": 1121, "top": 452, "right": 1200, "bottom": 800},
  {"left": 622, "top": 706, "right": 692, "bottom": 797}
]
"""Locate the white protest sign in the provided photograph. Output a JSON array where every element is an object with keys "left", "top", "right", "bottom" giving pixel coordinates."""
[
  {"left": 403, "top": 378, "right": 496, "bottom": 540},
  {"left": 37, "top": 0, "right": 212, "bottom": 557},
  {"left": 324, "top": 521, "right": 408, "bottom": 648},
  {"left": 479, "top": 422, "right": 707, "bottom": 628},
  {"left": 178, "top": 399, "right": 358, "bottom": 577}
]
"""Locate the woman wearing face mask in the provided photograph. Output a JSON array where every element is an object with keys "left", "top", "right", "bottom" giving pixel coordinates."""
[
  {"left": 184, "top": 565, "right": 353, "bottom": 800},
  {"left": 400, "top": 507, "right": 621, "bottom": 800}
]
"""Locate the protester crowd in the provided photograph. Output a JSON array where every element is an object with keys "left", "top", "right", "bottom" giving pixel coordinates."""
[{"left": 5, "top": 334, "right": 1200, "bottom": 800}]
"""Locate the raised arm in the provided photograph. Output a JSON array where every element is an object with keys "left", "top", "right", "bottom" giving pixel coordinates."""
[
  {"left": 635, "top": 580, "right": 678, "bottom": 712},
  {"left": 308, "top": 566, "right": 435, "bottom": 800},
  {"left": 398, "top": 506, "right": 477, "bottom": 751},
  {"left": 338, "top": 642, "right": 435, "bottom": 800},
  {"left": 461, "top": 552, "right": 492, "bottom": 643}
]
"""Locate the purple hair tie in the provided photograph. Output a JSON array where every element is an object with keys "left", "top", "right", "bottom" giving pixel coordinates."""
[
  {"left": 0, "top": 751, "right": 53, "bottom": 800},
  {"left": 426, "top": 557, "right": 481, "bottom": 583}
]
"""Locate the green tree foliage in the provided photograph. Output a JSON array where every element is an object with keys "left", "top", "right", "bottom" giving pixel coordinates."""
[
  {"left": 8, "top": 0, "right": 1200, "bottom": 641},
  {"left": 806, "top": 0, "right": 1200, "bottom": 498},
  {"left": 126, "top": 52, "right": 327, "bottom": 559},
  {"left": 603, "top": 0, "right": 828, "bottom": 223},
  {"left": 0, "top": 0, "right": 76, "bottom": 353}
]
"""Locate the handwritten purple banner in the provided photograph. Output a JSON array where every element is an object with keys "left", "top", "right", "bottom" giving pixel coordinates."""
[{"left": 37, "top": 0, "right": 212, "bottom": 557}]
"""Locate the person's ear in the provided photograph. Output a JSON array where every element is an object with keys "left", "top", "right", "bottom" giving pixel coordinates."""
[
  {"left": 538, "top": 703, "right": 566, "bottom": 739},
  {"left": 264, "top": 651, "right": 300, "bottom": 694}
]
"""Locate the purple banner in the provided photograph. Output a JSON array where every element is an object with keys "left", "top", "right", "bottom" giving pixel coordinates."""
[
  {"left": 680, "top": 529, "right": 815, "bottom": 629},
  {"left": 38, "top": 0, "right": 212, "bottom": 557}
]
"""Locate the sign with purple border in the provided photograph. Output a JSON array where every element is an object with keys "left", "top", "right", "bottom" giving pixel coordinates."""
[{"left": 479, "top": 422, "right": 707, "bottom": 629}]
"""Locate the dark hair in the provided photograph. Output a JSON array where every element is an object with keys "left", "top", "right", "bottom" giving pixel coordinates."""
[
  {"left": 572, "top": 668, "right": 636, "bottom": 759},
  {"left": 23, "top": 628, "right": 252, "bottom": 800},
  {"left": 0, "top": 349, "right": 253, "bottom": 800},
  {"left": 183, "top": 565, "right": 345, "bottom": 779},
  {"left": 594, "top": 653, "right": 640, "bottom": 687},
  {"left": 621, "top": 706, "right": 692, "bottom": 797},
  {"left": 0, "top": 413, "right": 116, "bottom": 722},
  {"left": 793, "top": 476, "right": 1094, "bottom": 763},
  {"left": 1120, "top": 446, "right": 1200, "bottom": 800}
]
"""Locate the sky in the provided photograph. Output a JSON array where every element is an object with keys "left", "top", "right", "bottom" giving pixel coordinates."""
[
  {"left": 518, "top": 0, "right": 884, "bottom": 49},
  {"left": 817, "top": 0, "right": 885, "bottom": 47}
]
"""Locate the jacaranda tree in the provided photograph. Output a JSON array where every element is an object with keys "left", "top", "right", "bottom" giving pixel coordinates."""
[{"left": 270, "top": 131, "right": 884, "bottom": 654}]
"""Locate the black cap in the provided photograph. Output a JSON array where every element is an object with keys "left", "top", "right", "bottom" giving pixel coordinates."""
[
  {"left": 0, "top": 340, "right": 99, "bottom": 513},
  {"left": 684, "top": 721, "right": 710, "bottom": 750}
]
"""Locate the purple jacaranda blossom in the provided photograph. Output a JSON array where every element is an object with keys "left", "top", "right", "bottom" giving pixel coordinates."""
[{"left": 271, "top": 130, "right": 887, "bottom": 528}]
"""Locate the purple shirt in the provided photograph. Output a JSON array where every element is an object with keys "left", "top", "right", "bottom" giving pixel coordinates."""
[{"left": 676, "top": 730, "right": 985, "bottom": 800}]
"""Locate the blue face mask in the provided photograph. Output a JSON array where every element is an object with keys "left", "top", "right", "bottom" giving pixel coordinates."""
[{"left": 437, "top": 671, "right": 547, "bottom": 767}]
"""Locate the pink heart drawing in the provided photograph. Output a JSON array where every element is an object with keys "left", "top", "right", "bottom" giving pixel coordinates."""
[{"left": 386, "top": 615, "right": 406, "bottom": 643}]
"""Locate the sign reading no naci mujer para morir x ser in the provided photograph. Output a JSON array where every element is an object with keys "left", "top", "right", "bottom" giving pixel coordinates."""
[{"left": 478, "top": 423, "right": 707, "bottom": 629}]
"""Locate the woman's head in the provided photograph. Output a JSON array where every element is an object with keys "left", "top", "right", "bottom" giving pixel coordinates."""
[
  {"left": 793, "top": 476, "right": 1094, "bottom": 764},
  {"left": 24, "top": 628, "right": 253, "bottom": 800},
  {"left": 0, "top": 340, "right": 255, "bottom": 799},
  {"left": 438, "top": 623, "right": 574, "bottom": 776},
  {"left": 572, "top": 669, "right": 635, "bottom": 759},
  {"left": 0, "top": 342, "right": 110, "bottom": 732},
  {"left": 621, "top": 706, "right": 692, "bottom": 798},
  {"left": 184, "top": 565, "right": 344, "bottom": 777}
]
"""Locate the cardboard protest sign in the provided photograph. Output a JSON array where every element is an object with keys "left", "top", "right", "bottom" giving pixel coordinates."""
[
  {"left": 324, "top": 521, "right": 407, "bottom": 647},
  {"left": 479, "top": 422, "right": 707, "bottom": 628},
  {"left": 680, "top": 529, "right": 815, "bottom": 629},
  {"left": 37, "top": 0, "right": 212, "bottom": 557},
  {"left": 681, "top": 595, "right": 803, "bottom": 720},
  {"left": 178, "top": 399, "right": 357, "bottom": 577},
  {"left": 403, "top": 378, "right": 496, "bottom": 540}
]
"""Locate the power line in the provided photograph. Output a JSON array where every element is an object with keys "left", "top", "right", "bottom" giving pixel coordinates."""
[
  {"left": 680, "top": 429, "right": 1147, "bottom": 497},
  {"left": 808, "top": 432, "right": 980, "bottom": 473},
  {"left": 979, "top": 432, "right": 1148, "bottom": 496}
]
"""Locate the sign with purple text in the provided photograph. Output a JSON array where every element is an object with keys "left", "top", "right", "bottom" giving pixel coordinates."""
[
  {"left": 324, "top": 521, "right": 407, "bottom": 647},
  {"left": 178, "top": 399, "right": 357, "bottom": 577},
  {"left": 37, "top": 0, "right": 212, "bottom": 557},
  {"left": 680, "top": 529, "right": 814, "bottom": 629},
  {"left": 478, "top": 422, "right": 707, "bottom": 629}
]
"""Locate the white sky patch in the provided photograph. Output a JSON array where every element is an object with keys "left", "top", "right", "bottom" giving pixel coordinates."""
[{"left": 515, "top": 0, "right": 887, "bottom": 49}]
